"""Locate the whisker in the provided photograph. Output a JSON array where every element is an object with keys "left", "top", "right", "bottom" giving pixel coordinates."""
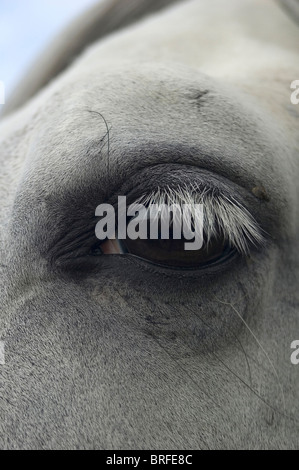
[
  {"left": 214, "top": 297, "right": 288, "bottom": 431},
  {"left": 187, "top": 304, "right": 253, "bottom": 389}
]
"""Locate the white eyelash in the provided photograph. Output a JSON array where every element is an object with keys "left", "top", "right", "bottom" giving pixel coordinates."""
[{"left": 134, "top": 184, "right": 265, "bottom": 255}]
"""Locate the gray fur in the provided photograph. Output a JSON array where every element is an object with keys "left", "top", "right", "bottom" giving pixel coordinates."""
[
  {"left": 0, "top": 0, "right": 299, "bottom": 449},
  {"left": 278, "top": 0, "right": 299, "bottom": 25}
]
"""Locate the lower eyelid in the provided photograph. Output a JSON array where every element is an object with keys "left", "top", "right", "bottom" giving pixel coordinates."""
[{"left": 116, "top": 247, "right": 241, "bottom": 279}]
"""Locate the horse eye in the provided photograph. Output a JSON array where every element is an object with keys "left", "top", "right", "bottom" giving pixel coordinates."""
[
  {"left": 92, "top": 212, "right": 238, "bottom": 269},
  {"left": 91, "top": 190, "right": 264, "bottom": 269},
  {"left": 118, "top": 236, "right": 234, "bottom": 269}
]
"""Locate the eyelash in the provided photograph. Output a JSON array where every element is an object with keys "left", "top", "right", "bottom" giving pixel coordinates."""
[{"left": 133, "top": 184, "right": 265, "bottom": 255}]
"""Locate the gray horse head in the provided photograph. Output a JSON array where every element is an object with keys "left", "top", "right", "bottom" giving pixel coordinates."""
[{"left": 0, "top": 0, "right": 299, "bottom": 449}]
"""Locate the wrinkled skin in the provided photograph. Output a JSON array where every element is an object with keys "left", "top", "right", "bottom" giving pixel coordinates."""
[{"left": 0, "top": 0, "right": 299, "bottom": 450}]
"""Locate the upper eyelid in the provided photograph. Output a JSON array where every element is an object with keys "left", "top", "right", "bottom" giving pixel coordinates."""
[
  {"left": 108, "top": 164, "right": 253, "bottom": 206},
  {"left": 105, "top": 163, "right": 267, "bottom": 249}
]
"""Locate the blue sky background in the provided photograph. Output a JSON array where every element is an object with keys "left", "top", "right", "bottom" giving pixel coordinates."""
[{"left": 0, "top": 0, "right": 99, "bottom": 94}]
